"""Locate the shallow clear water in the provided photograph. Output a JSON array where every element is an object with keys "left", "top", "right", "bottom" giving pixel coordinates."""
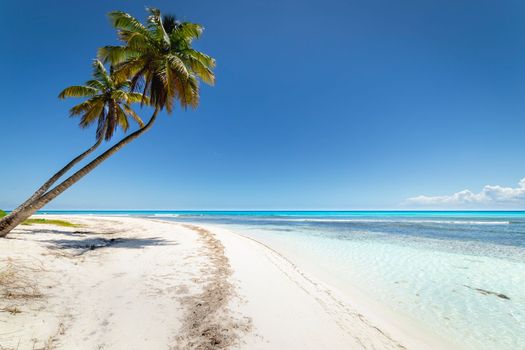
[{"left": 40, "top": 211, "right": 525, "bottom": 349}]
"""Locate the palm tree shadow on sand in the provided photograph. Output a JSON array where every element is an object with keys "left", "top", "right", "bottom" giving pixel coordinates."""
[{"left": 40, "top": 235, "right": 175, "bottom": 255}]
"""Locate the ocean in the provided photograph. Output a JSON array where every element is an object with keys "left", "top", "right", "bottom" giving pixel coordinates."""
[{"left": 39, "top": 210, "right": 525, "bottom": 349}]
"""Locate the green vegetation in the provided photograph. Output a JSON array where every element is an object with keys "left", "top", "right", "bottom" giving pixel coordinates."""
[
  {"left": 21, "top": 218, "right": 80, "bottom": 227},
  {"left": 0, "top": 209, "right": 78, "bottom": 227}
]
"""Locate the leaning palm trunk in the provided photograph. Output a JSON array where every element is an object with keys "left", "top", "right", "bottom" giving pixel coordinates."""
[
  {"left": 5, "top": 137, "right": 103, "bottom": 220},
  {"left": 0, "top": 108, "right": 159, "bottom": 237}
]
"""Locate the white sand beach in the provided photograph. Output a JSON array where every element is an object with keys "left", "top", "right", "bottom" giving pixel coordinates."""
[{"left": 0, "top": 216, "right": 456, "bottom": 350}]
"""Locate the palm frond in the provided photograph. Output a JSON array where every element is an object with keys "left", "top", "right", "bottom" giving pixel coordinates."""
[
  {"left": 112, "top": 57, "right": 147, "bottom": 83},
  {"left": 122, "top": 103, "right": 144, "bottom": 127},
  {"left": 162, "top": 15, "right": 179, "bottom": 34},
  {"left": 91, "top": 60, "right": 112, "bottom": 86},
  {"left": 118, "top": 30, "right": 150, "bottom": 51},
  {"left": 98, "top": 46, "right": 140, "bottom": 65},
  {"left": 166, "top": 54, "right": 190, "bottom": 79},
  {"left": 79, "top": 102, "right": 104, "bottom": 128},
  {"left": 182, "top": 48, "right": 216, "bottom": 69},
  {"left": 126, "top": 92, "right": 149, "bottom": 104},
  {"left": 85, "top": 79, "right": 105, "bottom": 90},
  {"left": 185, "top": 75, "right": 200, "bottom": 108},
  {"left": 110, "top": 90, "right": 128, "bottom": 102},
  {"left": 172, "top": 22, "right": 203, "bottom": 41},
  {"left": 181, "top": 54, "right": 215, "bottom": 85},
  {"left": 115, "top": 80, "right": 131, "bottom": 90},
  {"left": 58, "top": 85, "right": 98, "bottom": 99},
  {"left": 146, "top": 7, "right": 170, "bottom": 46},
  {"left": 116, "top": 105, "right": 130, "bottom": 132},
  {"left": 108, "top": 11, "right": 150, "bottom": 37},
  {"left": 68, "top": 97, "right": 103, "bottom": 116}
]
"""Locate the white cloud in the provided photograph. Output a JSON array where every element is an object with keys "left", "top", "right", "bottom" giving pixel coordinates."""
[{"left": 404, "top": 178, "right": 525, "bottom": 208}]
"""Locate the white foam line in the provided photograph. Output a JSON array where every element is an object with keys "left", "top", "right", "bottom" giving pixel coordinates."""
[{"left": 263, "top": 218, "right": 510, "bottom": 225}]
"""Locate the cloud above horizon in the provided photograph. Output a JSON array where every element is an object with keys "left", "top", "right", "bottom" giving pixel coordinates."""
[{"left": 404, "top": 178, "right": 525, "bottom": 208}]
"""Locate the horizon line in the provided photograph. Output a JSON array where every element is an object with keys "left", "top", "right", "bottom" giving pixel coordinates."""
[{"left": 17, "top": 209, "right": 525, "bottom": 212}]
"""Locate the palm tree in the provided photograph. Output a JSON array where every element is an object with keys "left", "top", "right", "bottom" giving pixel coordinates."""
[
  {"left": 0, "top": 8, "right": 215, "bottom": 237},
  {"left": 99, "top": 8, "right": 215, "bottom": 112},
  {"left": 59, "top": 59, "right": 146, "bottom": 142},
  {"left": 0, "top": 60, "right": 146, "bottom": 231}
]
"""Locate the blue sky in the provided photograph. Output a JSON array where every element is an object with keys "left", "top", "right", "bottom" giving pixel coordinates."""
[{"left": 1, "top": 0, "right": 525, "bottom": 210}]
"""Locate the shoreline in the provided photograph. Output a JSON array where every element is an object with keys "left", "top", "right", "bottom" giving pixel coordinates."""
[
  {"left": 1, "top": 215, "right": 457, "bottom": 349},
  {"left": 185, "top": 221, "right": 461, "bottom": 350}
]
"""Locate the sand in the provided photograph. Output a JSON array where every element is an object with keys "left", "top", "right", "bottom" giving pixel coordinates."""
[{"left": 0, "top": 216, "right": 452, "bottom": 349}]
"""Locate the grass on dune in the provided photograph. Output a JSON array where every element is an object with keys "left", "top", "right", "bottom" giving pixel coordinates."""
[
  {"left": 22, "top": 218, "right": 80, "bottom": 227},
  {"left": 0, "top": 209, "right": 79, "bottom": 227}
]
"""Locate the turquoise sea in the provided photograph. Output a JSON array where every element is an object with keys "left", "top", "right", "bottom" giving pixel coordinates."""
[{"left": 39, "top": 210, "right": 524, "bottom": 349}]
